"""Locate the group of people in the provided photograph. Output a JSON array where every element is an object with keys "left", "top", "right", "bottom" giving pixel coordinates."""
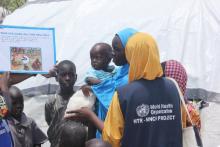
[{"left": 0, "top": 28, "right": 201, "bottom": 147}]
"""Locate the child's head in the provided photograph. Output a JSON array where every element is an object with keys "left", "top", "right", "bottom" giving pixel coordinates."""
[
  {"left": 56, "top": 60, "right": 77, "bottom": 91},
  {"left": 85, "top": 139, "right": 111, "bottom": 147},
  {"left": 90, "top": 43, "right": 112, "bottom": 70},
  {"left": 59, "top": 121, "right": 87, "bottom": 147},
  {"left": 9, "top": 86, "right": 24, "bottom": 119}
]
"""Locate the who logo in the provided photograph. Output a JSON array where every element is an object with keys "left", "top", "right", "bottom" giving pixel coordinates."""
[{"left": 136, "top": 104, "right": 150, "bottom": 117}]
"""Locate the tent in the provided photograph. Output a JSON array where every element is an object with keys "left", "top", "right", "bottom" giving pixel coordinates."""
[{"left": 2, "top": 0, "right": 220, "bottom": 146}]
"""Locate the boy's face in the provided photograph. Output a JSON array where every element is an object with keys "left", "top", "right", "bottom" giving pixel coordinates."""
[
  {"left": 57, "top": 63, "right": 77, "bottom": 90},
  {"left": 9, "top": 87, "right": 24, "bottom": 119},
  {"left": 90, "top": 46, "right": 111, "bottom": 70},
  {"left": 112, "top": 35, "right": 127, "bottom": 66}
]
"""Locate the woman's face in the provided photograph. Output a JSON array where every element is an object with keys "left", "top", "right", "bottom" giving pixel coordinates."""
[{"left": 112, "top": 35, "right": 128, "bottom": 66}]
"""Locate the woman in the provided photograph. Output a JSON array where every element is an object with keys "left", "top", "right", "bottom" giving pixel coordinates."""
[
  {"left": 162, "top": 60, "right": 201, "bottom": 129},
  {"left": 101, "top": 32, "right": 182, "bottom": 147}
]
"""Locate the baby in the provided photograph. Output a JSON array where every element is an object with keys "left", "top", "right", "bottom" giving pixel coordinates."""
[{"left": 85, "top": 43, "right": 116, "bottom": 85}]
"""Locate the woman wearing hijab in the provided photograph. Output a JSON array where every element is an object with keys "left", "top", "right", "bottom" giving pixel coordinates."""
[
  {"left": 90, "top": 28, "right": 138, "bottom": 137},
  {"left": 101, "top": 32, "right": 182, "bottom": 147},
  {"left": 162, "top": 60, "right": 201, "bottom": 129}
]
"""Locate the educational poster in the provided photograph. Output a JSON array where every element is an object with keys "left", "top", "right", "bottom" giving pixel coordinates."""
[{"left": 0, "top": 25, "right": 56, "bottom": 74}]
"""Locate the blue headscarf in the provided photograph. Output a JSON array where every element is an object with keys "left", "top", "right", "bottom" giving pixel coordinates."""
[
  {"left": 91, "top": 28, "right": 137, "bottom": 138},
  {"left": 116, "top": 28, "right": 138, "bottom": 48}
]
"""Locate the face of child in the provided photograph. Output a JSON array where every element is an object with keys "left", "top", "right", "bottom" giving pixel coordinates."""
[
  {"left": 57, "top": 63, "right": 77, "bottom": 91},
  {"left": 9, "top": 87, "right": 24, "bottom": 119},
  {"left": 90, "top": 46, "right": 111, "bottom": 70},
  {"left": 112, "top": 35, "right": 127, "bottom": 66}
]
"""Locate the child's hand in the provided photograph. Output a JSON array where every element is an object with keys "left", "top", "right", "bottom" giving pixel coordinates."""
[
  {"left": 86, "top": 77, "right": 101, "bottom": 85},
  {"left": 81, "top": 85, "right": 92, "bottom": 97},
  {"left": 46, "top": 65, "right": 58, "bottom": 78}
]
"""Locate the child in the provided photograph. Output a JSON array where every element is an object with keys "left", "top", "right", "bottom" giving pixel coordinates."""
[
  {"left": 45, "top": 60, "right": 84, "bottom": 147},
  {"left": 85, "top": 43, "right": 116, "bottom": 85},
  {"left": 59, "top": 120, "right": 87, "bottom": 147},
  {"left": 7, "top": 86, "right": 47, "bottom": 147},
  {"left": 85, "top": 139, "right": 111, "bottom": 147}
]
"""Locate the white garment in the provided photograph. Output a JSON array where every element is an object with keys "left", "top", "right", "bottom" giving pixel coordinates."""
[{"left": 65, "top": 90, "right": 95, "bottom": 116}]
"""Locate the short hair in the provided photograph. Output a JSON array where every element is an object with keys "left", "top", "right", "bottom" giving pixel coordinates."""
[
  {"left": 59, "top": 121, "right": 87, "bottom": 147},
  {"left": 57, "top": 60, "right": 76, "bottom": 73},
  {"left": 92, "top": 43, "right": 112, "bottom": 54},
  {"left": 9, "top": 86, "right": 23, "bottom": 102},
  {"left": 86, "top": 139, "right": 111, "bottom": 147}
]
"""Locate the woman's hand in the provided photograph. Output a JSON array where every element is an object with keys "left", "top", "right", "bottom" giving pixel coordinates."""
[
  {"left": 64, "top": 107, "right": 95, "bottom": 123},
  {"left": 65, "top": 107, "right": 104, "bottom": 132}
]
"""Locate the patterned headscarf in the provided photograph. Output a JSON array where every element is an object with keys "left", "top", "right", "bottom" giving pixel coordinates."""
[
  {"left": 163, "top": 60, "right": 187, "bottom": 96},
  {"left": 125, "top": 32, "right": 163, "bottom": 82}
]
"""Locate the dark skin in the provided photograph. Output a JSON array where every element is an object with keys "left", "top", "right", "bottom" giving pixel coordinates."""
[
  {"left": 9, "top": 86, "right": 24, "bottom": 121},
  {"left": 87, "top": 43, "right": 113, "bottom": 85},
  {"left": 56, "top": 61, "right": 77, "bottom": 99},
  {"left": 9, "top": 86, "right": 41, "bottom": 147},
  {"left": 65, "top": 36, "right": 128, "bottom": 132},
  {"left": 82, "top": 43, "right": 113, "bottom": 96},
  {"left": 111, "top": 35, "right": 127, "bottom": 66}
]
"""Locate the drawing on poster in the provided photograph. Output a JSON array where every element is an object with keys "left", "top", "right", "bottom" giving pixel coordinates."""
[{"left": 10, "top": 47, "right": 42, "bottom": 71}]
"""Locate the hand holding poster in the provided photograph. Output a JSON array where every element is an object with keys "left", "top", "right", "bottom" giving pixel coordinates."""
[{"left": 0, "top": 25, "right": 56, "bottom": 74}]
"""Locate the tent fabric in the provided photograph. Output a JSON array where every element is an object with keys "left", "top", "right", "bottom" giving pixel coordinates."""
[{"left": 3, "top": 0, "right": 220, "bottom": 101}]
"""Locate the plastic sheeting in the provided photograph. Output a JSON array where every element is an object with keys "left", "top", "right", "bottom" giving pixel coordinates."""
[
  {"left": 200, "top": 102, "right": 220, "bottom": 147},
  {"left": 3, "top": 0, "right": 220, "bottom": 100}
]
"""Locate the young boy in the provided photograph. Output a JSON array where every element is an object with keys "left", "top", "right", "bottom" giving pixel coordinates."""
[
  {"left": 59, "top": 120, "right": 87, "bottom": 147},
  {"left": 7, "top": 86, "right": 47, "bottom": 147},
  {"left": 45, "top": 60, "right": 78, "bottom": 147},
  {"left": 85, "top": 43, "right": 116, "bottom": 85},
  {"left": 85, "top": 139, "right": 111, "bottom": 147}
]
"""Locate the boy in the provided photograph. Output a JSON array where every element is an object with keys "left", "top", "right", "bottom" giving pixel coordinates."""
[
  {"left": 45, "top": 60, "right": 78, "bottom": 147},
  {"left": 85, "top": 139, "right": 111, "bottom": 147},
  {"left": 85, "top": 43, "right": 116, "bottom": 85},
  {"left": 59, "top": 120, "right": 87, "bottom": 147},
  {"left": 7, "top": 86, "right": 47, "bottom": 147}
]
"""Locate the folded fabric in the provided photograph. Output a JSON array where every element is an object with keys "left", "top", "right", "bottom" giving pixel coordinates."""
[{"left": 65, "top": 90, "right": 96, "bottom": 117}]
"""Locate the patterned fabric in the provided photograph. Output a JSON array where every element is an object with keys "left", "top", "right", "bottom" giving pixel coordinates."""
[
  {"left": 164, "top": 60, "right": 187, "bottom": 96},
  {"left": 163, "top": 60, "right": 201, "bottom": 129},
  {"left": 85, "top": 66, "right": 117, "bottom": 82},
  {"left": 0, "top": 95, "right": 8, "bottom": 118}
]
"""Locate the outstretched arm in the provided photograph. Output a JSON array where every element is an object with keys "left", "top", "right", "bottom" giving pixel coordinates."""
[{"left": 65, "top": 107, "right": 104, "bottom": 132}]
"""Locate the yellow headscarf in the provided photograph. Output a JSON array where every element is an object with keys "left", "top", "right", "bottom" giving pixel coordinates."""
[{"left": 125, "top": 32, "right": 163, "bottom": 82}]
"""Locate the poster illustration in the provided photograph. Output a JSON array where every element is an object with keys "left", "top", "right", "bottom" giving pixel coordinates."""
[
  {"left": 10, "top": 47, "right": 42, "bottom": 71},
  {"left": 0, "top": 25, "right": 56, "bottom": 74}
]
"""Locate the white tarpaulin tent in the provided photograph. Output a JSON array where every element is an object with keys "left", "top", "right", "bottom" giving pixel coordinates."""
[{"left": 2, "top": 0, "right": 220, "bottom": 146}]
